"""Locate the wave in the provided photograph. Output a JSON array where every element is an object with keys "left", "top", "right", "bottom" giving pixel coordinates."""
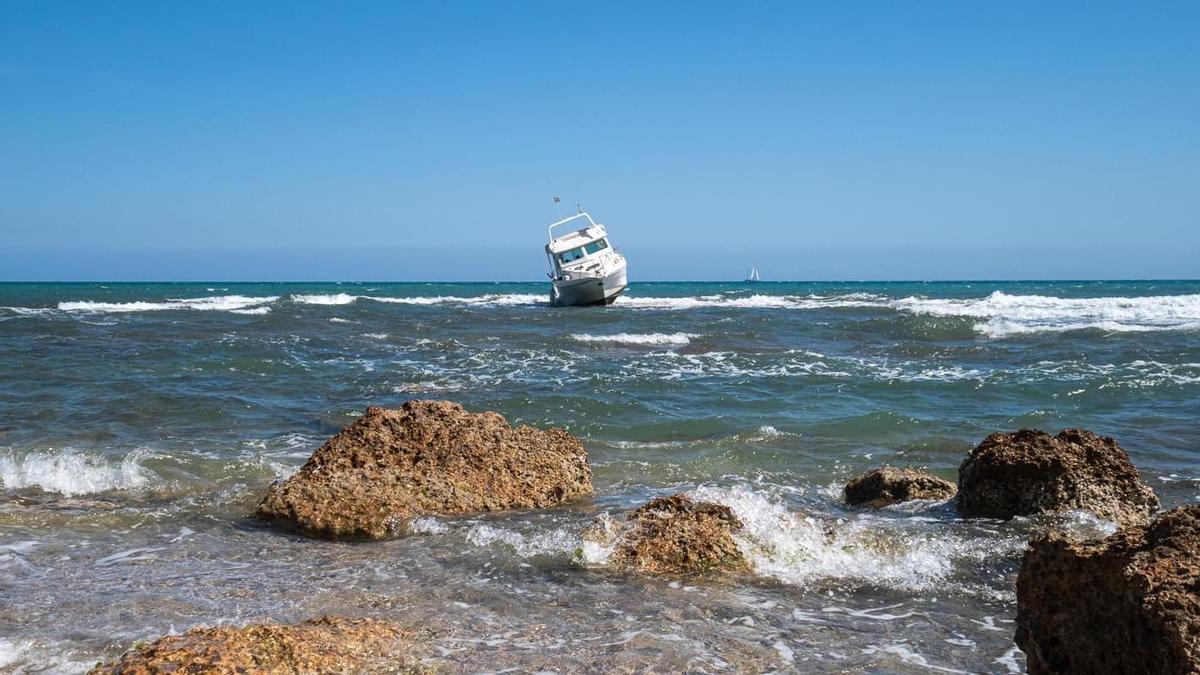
[
  {"left": 56, "top": 295, "right": 278, "bottom": 313},
  {"left": 687, "top": 485, "right": 1010, "bottom": 592},
  {"left": 289, "top": 293, "right": 359, "bottom": 305},
  {"left": 289, "top": 293, "right": 547, "bottom": 307},
  {"left": 0, "top": 448, "right": 154, "bottom": 496},
  {"left": 439, "top": 483, "right": 1020, "bottom": 595},
  {"left": 570, "top": 332, "right": 698, "bottom": 347},
  {"left": 15, "top": 288, "right": 1200, "bottom": 338},
  {"left": 613, "top": 293, "right": 886, "bottom": 311},
  {"left": 891, "top": 291, "right": 1200, "bottom": 337}
]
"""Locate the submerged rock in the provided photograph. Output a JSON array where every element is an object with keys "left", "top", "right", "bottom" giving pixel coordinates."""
[
  {"left": 89, "top": 616, "right": 425, "bottom": 674},
  {"left": 1016, "top": 505, "right": 1200, "bottom": 674},
  {"left": 957, "top": 428, "right": 1158, "bottom": 526},
  {"left": 590, "top": 493, "right": 748, "bottom": 576},
  {"left": 843, "top": 466, "right": 957, "bottom": 508},
  {"left": 257, "top": 401, "right": 593, "bottom": 539}
]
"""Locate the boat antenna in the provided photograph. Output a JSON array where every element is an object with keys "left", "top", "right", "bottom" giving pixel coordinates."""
[
  {"left": 577, "top": 202, "right": 582, "bottom": 214},
  {"left": 547, "top": 180, "right": 563, "bottom": 220}
]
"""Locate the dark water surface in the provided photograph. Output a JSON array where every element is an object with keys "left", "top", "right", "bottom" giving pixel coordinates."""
[{"left": 2, "top": 281, "right": 1199, "bottom": 672}]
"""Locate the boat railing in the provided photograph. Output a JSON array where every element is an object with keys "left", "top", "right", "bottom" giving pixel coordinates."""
[{"left": 547, "top": 212, "right": 599, "bottom": 243}]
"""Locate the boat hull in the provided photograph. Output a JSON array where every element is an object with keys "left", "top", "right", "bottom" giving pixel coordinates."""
[{"left": 550, "top": 265, "right": 628, "bottom": 307}]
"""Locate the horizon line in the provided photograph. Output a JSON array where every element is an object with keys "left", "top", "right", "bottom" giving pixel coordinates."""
[{"left": 2, "top": 278, "right": 1199, "bottom": 285}]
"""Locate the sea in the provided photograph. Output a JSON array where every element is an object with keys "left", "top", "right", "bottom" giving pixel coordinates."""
[{"left": 2, "top": 280, "right": 1199, "bottom": 672}]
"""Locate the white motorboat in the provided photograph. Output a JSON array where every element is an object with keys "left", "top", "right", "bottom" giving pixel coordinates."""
[{"left": 545, "top": 210, "right": 628, "bottom": 306}]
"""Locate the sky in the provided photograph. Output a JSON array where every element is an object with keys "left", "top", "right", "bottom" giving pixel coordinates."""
[{"left": 1, "top": 2, "right": 1198, "bottom": 281}]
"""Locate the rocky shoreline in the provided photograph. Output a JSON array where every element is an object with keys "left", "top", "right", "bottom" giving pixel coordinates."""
[{"left": 86, "top": 401, "right": 1197, "bottom": 673}]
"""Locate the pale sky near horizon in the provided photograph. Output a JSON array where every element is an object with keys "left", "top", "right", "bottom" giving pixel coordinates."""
[{"left": 2, "top": 2, "right": 1198, "bottom": 280}]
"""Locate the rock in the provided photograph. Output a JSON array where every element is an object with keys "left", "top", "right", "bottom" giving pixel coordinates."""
[
  {"left": 843, "top": 466, "right": 957, "bottom": 507},
  {"left": 1015, "top": 505, "right": 1200, "bottom": 674},
  {"left": 592, "top": 493, "right": 748, "bottom": 575},
  {"left": 957, "top": 428, "right": 1158, "bottom": 525},
  {"left": 89, "top": 616, "right": 426, "bottom": 674},
  {"left": 257, "top": 401, "right": 593, "bottom": 539}
]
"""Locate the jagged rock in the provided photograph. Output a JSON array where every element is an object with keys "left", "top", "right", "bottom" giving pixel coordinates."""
[
  {"left": 257, "top": 401, "right": 593, "bottom": 539},
  {"left": 88, "top": 616, "right": 426, "bottom": 674},
  {"left": 957, "top": 428, "right": 1158, "bottom": 526},
  {"left": 1016, "top": 505, "right": 1200, "bottom": 674},
  {"left": 844, "top": 466, "right": 957, "bottom": 507},
  {"left": 588, "top": 494, "right": 748, "bottom": 575}
]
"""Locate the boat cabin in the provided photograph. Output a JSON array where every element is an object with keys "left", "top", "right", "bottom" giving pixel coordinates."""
[{"left": 545, "top": 213, "right": 614, "bottom": 280}]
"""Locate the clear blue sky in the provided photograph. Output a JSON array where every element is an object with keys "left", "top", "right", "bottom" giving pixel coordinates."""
[{"left": 2, "top": 2, "right": 1197, "bottom": 280}]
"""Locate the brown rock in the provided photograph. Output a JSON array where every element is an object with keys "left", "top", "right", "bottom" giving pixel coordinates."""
[
  {"left": 257, "top": 401, "right": 593, "bottom": 539},
  {"left": 1015, "top": 505, "right": 1200, "bottom": 674},
  {"left": 844, "top": 466, "right": 957, "bottom": 508},
  {"left": 89, "top": 616, "right": 427, "bottom": 674},
  {"left": 957, "top": 428, "right": 1158, "bottom": 526},
  {"left": 595, "top": 494, "right": 748, "bottom": 575}
]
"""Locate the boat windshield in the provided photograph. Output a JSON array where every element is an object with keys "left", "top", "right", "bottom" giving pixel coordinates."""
[
  {"left": 584, "top": 238, "right": 609, "bottom": 254},
  {"left": 558, "top": 247, "right": 586, "bottom": 264},
  {"left": 557, "top": 238, "right": 609, "bottom": 265}
]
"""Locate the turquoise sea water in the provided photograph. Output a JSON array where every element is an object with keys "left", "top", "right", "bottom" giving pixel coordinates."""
[{"left": 2, "top": 280, "right": 1199, "bottom": 671}]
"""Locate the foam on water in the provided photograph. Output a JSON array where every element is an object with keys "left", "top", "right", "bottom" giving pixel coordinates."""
[
  {"left": 689, "top": 485, "right": 1017, "bottom": 593},
  {"left": 289, "top": 293, "right": 548, "bottom": 307},
  {"left": 0, "top": 637, "right": 94, "bottom": 673},
  {"left": 464, "top": 522, "right": 581, "bottom": 558},
  {"left": 570, "top": 332, "right": 698, "bottom": 347},
  {"left": 891, "top": 291, "right": 1200, "bottom": 337},
  {"left": 613, "top": 293, "right": 886, "bottom": 311},
  {"left": 441, "top": 484, "right": 1016, "bottom": 595},
  {"left": 57, "top": 295, "right": 278, "bottom": 313},
  {"left": 290, "top": 293, "right": 359, "bottom": 305},
  {"left": 0, "top": 448, "right": 153, "bottom": 496},
  {"left": 369, "top": 293, "right": 547, "bottom": 306}
]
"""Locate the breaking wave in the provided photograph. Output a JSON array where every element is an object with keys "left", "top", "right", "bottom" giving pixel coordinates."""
[
  {"left": 289, "top": 293, "right": 547, "bottom": 307},
  {"left": 55, "top": 295, "right": 278, "bottom": 313},
  {"left": 891, "top": 291, "right": 1200, "bottom": 337},
  {"left": 688, "top": 485, "right": 1015, "bottom": 592},
  {"left": 570, "top": 332, "right": 698, "bottom": 347},
  {"left": 0, "top": 448, "right": 154, "bottom": 496},
  {"left": 9, "top": 289, "right": 1199, "bottom": 338},
  {"left": 439, "top": 484, "right": 1020, "bottom": 594}
]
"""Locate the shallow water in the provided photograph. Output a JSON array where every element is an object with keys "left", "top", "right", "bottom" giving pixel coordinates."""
[{"left": 2, "top": 281, "right": 1199, "bottom": 672}]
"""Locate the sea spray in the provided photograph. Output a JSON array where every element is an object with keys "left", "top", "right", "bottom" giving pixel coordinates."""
[{"left": 0, "top": 448, "right": 153, "bottom": 496}]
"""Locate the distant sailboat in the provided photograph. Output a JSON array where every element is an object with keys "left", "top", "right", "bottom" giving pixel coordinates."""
[{"left": 745, "top": 266, "right": 761, "bottom": 282}]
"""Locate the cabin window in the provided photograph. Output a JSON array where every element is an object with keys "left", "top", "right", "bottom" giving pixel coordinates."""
[
  {"left": 558, "top": 247, "right": 586, "bottom": 264},
  {"left": 584, "top": 238, "right": 609, "bottom": 255}
]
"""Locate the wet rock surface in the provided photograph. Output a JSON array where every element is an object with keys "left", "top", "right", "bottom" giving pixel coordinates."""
[
  {"left": 88, "top": 616, "right": 426, "bottom": 674},
  {"left": 1016, "top": 505, "right": 1200, "bottom": 675},
  {"left": 957, "top": 428, "right": 1159, "bottom": 525},
  {"left": 591, "top": 493, "right": 748, "bottom": 576},
  {"left": 257, "top": 401, "right": 593, "bottom": 539},
  {"left": 844, "top": 466, "right": 957, "bottom": 507}
]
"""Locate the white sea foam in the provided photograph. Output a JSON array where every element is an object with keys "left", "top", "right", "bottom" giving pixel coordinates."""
[
  {"left": 891, "top": 291, "right": 1200, "bottom": 337},
  {"left": 57, "top": 295, "right": 278, "bottom": 313},
  {"left": 464, "top": 522, "right": 580, "bottom": 557},
  {"left": 687, "top": 485, "right": 1020, "bottom": 592},
  {"left": 0, "top": 638, "right": 93, "bottom": 674},
  {"left": 613, "top": 293, "right": 885, "bottom": 311},
  {"left": 370, "top": 293, "right": 547, "bottom": 306},
  {"left": 570, "top": 332, "right": 698, "bottom": 347},
  {"left": 290, "top": 293, "right": 358, "bottom": 305},
  {"left": 0, "top": 448, "right": 153, "bottom": 496}
]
